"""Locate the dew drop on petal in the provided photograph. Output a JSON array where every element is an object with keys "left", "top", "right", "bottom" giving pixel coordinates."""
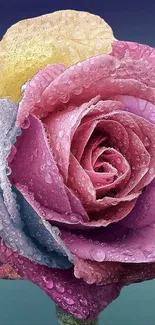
[
  {"left": 45, "top": 173, "right": 52, "bottom": 184},
  {"left": 6, "top": 166, "right": 12, "bottom": 176},
  {"left": 21, "top": 117, "right": 30, "bottom": 129},
  {"left": 55, "top": 283, "right": 65, "bottom": 293},
  {"left": 91, "top": 248, "right": 106, "bottom": 262},
  {"left": 79, "top": 297, "right": 88, "bottom": 307},
  {"left": 46, "top": 280, "right": 54, "bottom": 289},
  {"left": 58, "top": 130, "right": 64, "bottom": 138},
  {"left": 63, "top": 295, "right": 74, "bottom": 305},
  {"left": 149, "top": 167, "right": 155, "bottom": 175}
]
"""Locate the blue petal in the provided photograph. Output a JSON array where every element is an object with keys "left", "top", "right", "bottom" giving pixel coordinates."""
[
  {"left": 0, "top": 99, "right": 71, "bottom": 269},
  {"left": 14, "top": 186, "right": 73, "bottom": 268}
]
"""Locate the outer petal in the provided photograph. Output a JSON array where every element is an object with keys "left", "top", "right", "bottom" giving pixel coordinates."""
[
  {"left": 0, "top": 10, "right": 115, "bottom": 102},
  {"left": 111, "top": 40, "right": 155, "bottom": 65},
  {"left": 74, "top": 257, "right": 155, "bottom": 286},
  {"left": 10, "top": 114, "right": 89, "bottom": 224},
  {"left": 121, "top": 179, "right": 155, "bottom": 229},
  {"left": 0, "top": 188, "right": 66, "bottom": 268},
  {"left": 0, "top": 99, "right": 21, "bottom": 226},
  {"left": 112, "top": 96, "right": 155, "bottom": 229},
  {"left": 14, "top": 49, "right": 155, "bottom": 124},
  {"left": 18, "top": 64, "right": 66, "bottom": 122},
  {"left": 10, "top": 114, "right": 72, "bottom": 214},
  {"left": 14, "top": 186, "right": 73, "bottom": 266},
  {"left": 0, "top": 242, "right": 121, "bottom": 321},
  {"left": 61, "top": 222, "right": 155, "bottom": 263}
]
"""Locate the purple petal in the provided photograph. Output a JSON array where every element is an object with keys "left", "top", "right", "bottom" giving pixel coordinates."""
[
  {"left": 0, "top": 241, "right": 121, "bottom": 321},
  {"left": 61, "top": 222, "right": 155, "bottom": 263}
]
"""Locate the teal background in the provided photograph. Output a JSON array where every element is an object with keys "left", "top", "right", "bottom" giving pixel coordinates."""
[
  {"left": 0, "top": 278, "right": 155, "bottom": 325},
  {"left": 1, "top": 0, "right": 155, "bottom": 324}
]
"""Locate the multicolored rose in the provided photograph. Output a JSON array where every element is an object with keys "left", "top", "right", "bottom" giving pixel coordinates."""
[{"left": 1, "top": 9, "right": 155, "bottom": 322}]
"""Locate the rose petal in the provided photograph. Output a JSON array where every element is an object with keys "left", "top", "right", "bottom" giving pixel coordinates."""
[
  {"left": 43, "top": 96, "right": 100, "bottom": 180},
  {"left": 111, "top": 95, "right": 155, "bottom": 123},
  {"left": 83, "top": 147, "right": 130, "bottom": 198},
  {"left": 1, "top": 10, "right": 114, "bottom": 103},
  {"left": 0, "top": 242, "right": 121, "bottom": 321},
  {"left": 68, "top": 153, "right": 139, "bottom": 221},
  {"left": 16, "top": 41, "right": 155, "bottom": 125},
  {"left": 61, "top": 222, "right": 155, "bottom": 263},
  {"left": 17, "top": 64, "right": 65, "bottom": 124},
  {"left": 0, "top": 264, "right": 20, "bottom": 280},
  {"left": 71, "top": 100, "right": 124, "bottom": 162},
  {"left": 111, "top": 40, "right": 155, "bottom": 65},
  {"left": 120, "top": 179, "right": 155, "bottom": 229},
  {"left": 14, "top": 185, "right": 73, "bottom": 266},
  {"left": 0, "top": 189, "right": 62, "bottom": 267},
  {"left": 0, "top": 99, "right": 22, "bottom": 226},
  {"left": 38, "top": 52, "right": 155, "bottom": 115},
  {"left": 111, "top": 97, "right": 155, "bottom": 186},
  {"left": 74, "top": 257, "right": 155, "bottom": 286},
  {"left": 15, "top": 182, "right": 89, "bottom": 228},
  {"left": 10, "top": 114, "right": 72, "bottom": 215}
]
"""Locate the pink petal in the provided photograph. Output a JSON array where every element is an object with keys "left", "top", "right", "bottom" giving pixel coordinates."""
[
  {"left": 16, "top": 183, "right": 88, "bottom": 225},
  {"left": 16, "top": 64, "right": 65, "bottom": 126},
  {"left": 116, "top": 129, "right": 150, "bottom": 196},
  {"left": 43, "top": 96, "right": 100, "bottom": 181},
  {"left": 74, "top": 257, "right": 155, "bottom": 286},
  {"left": 10, "top": 114, "right": 72, "bottom": 214},
  {"left": 121, "top": 178, "right": 155, "bottom": 229},
  {"left": 68, "top": 153, "right": 139, "bottom": 220},
  {"left": 111, "top": 40, "right": 155, "bottom": 64},
  {"left": 38, "top": 53, "right": 155, "bottom": 113},
  {"left": 61, "top": 221, "right": 155, "bottom": 263},
  {"left": 16, "top": 46, "right": 155, "bottom": 125},
  {"left": 112, "top": 95, "right": 155, "bottom": 123},
  {"left": 111, "top": 96, "right": 155, "bottom": 186},
  {"left": 84, "top": 147, "right": 130, "bottom": 198}
]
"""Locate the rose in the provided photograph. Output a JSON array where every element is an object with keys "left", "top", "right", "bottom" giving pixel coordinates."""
[{"left": 1, "top": 10, "right": 155, "bottom": 322}]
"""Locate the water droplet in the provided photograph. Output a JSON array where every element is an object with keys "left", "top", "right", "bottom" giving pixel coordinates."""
[
  {"left": 67, "top": 289, "right": 72, "bottom": 294},
  {"left": 16, "top": 128, "right": 22, "bottom": 137},
  {"left": 40, "top": 164, "right": 46, "bottom": 171},
  {"left": 63, "top": 295, "right": 74, "bottom": 305},
  {"left": 91, "top": 248, "right": 106, "bottom": 262},
  {"left": 55, "top": 283, "right": 65, "bottom": 293},
  {"left": 45, "top": 173, "right": 52, "bottom": 184},
  {"left": 150, "top": 112, "right": 155, "bottom": 122},
  {"left": 21, "top": 117, "right": 30, "bottom": 129},
  {"left": 123, "top": 249, "right": 133, "bottom": 256},
  {"left": 149, "top": 167, "right": 155, "bottom": 175},
  {"left": 6, "top": 166, "right": 11, "bottom": 175},
  {"left": 143, "top": 136, "right": 150, "bottom": 148},
  {"left": 58, "top": 130, "right": 64, "bottom": 138},
  {"left": 6, "top": 249, "right": 12, "bottom": 257},
  {"left": 33, "top": 253, "right": 41, "bottom": 262},
  {"left": 79, "top": 297, "right": 88, "bottom": 307},
  {"left": 4, "top": 139, "right": 12, "bottom": 151},
  {"left": 18, "top": 259, "right": 24, "bottom": 264},
  {"left": 47, "top": 160, "right": 51, "bottom": 166},
  {"left": 46, "top": 280, "right": 54, "bottom": 289},
  {"left": 117, "top": 158, "right": 122, "bottom": 164}
]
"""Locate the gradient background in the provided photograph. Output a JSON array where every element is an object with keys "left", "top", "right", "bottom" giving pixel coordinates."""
[{"left": 0, "top": 0, "right": 155, "bottom": 324}]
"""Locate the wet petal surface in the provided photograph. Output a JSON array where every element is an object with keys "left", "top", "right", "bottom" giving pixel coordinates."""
[{"left": 0, "top": 241, "right": 121, "bottom": 321}]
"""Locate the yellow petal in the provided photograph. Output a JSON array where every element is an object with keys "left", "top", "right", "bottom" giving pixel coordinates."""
[{"left": 0, "top": 10, "right": 115, "bottom": 102}]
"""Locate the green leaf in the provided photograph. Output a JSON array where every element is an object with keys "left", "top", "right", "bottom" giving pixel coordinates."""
[{"left": 56, "top": 306, "right": 98, "bottom": 325}]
